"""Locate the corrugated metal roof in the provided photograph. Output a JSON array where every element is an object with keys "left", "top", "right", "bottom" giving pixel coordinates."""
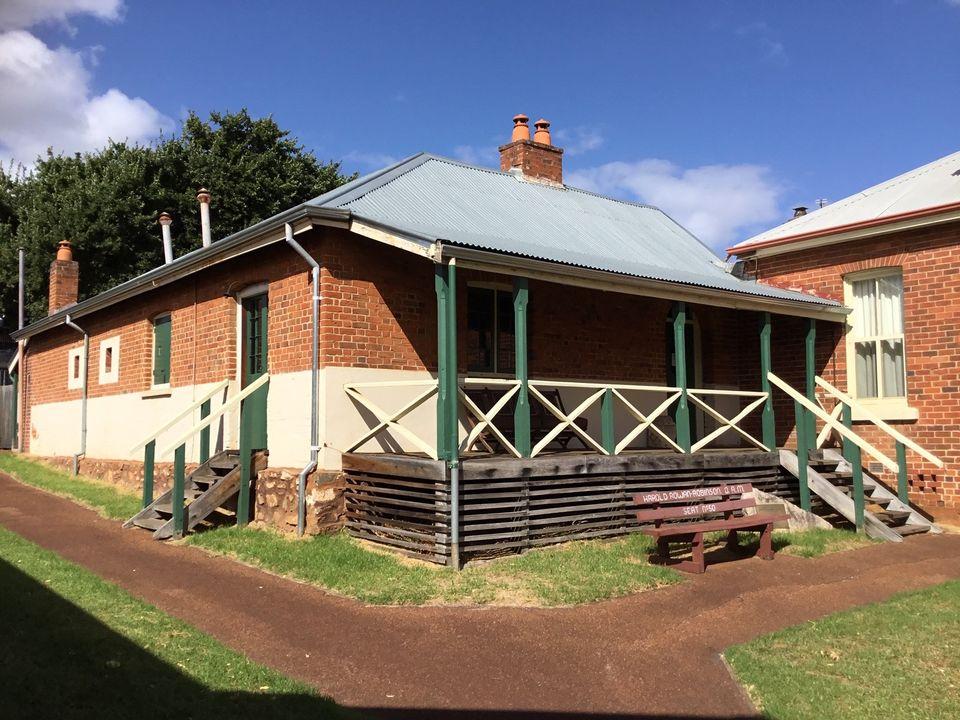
[
  {"left": 732, "top": 149, "right": 960, "bottom": 251},
  {"left": 310, "top": 153, "right": 838, "bottom": 307}
]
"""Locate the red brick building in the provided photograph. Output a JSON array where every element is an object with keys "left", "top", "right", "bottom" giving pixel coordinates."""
[
  {"left": 729, "top": 149, "right": 960, "bottom": 518},
  {"left": 8, "top": 115, "right": 944, "bottom": 565}
]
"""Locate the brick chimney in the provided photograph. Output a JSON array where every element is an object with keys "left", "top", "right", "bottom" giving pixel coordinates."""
[
  {"left": 49, "top": 240, "right": 79, "bottom": 315},
  {"left": 499, "top": 114, "right": 564, "bottom": 185}
]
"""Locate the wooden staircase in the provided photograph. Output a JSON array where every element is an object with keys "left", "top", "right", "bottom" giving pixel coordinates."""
[
  {"left": 123, "top": 450, "right": 265, "bottom": 540},
  {"left": 780, "top": 448, "right": 941, "bottom": 542}
]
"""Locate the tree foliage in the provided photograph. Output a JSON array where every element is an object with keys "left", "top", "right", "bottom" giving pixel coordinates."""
[{"left": 0, "top": 110, "right": 354, "bottom": 325}]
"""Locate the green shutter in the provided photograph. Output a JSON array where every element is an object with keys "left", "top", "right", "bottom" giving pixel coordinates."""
[{"left": 153, "top": 315, "right": 171, "bottom": 385}]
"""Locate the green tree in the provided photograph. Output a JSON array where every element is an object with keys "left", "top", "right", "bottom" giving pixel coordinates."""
[{"left": 0, "top": 109, "right": 353, "bottom": 325}]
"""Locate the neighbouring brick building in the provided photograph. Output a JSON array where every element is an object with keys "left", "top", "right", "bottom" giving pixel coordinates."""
[
  {"left": 9, "top": 114, "right": 945, "bottom": 564},
  {"left": 729, "top": 149, "right": 960, "bottom": 517}
]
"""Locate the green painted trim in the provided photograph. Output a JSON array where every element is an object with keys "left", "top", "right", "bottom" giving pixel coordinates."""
[
  {"left": 199, "top": 399, "right": 211, "bottom": 465},
  {"left": 672, "top": 302, "right": 691, "bottom": 453},
  {"left": 842, "top": 402, "right": 855, "bottom": 464},
  {"left": 794, "top": 400, "right": 811, "bottom": 511},
  {"left": 805, "top": 318, "right": 817, "bottom": 442},
  {"left": 513, "top": 277, "right": 531, "bottom": 457},
  {"left": 142, "top": 440, "right": 155, "bottom": 509},
  {"left": 759, "top": 312, "right": 775, "bottom": 448},
  {"left": 152, "top": 315, "right": 171, "bottom": 386},
  {"left": 172, "top": 444, "right": 185, "bottom": 537},
  {"left": 601, "top": 388, "right": 616, "bottom": 454},
  {"left": 445, "top": 263, "right": 459, "bottom": 464},
  {"left": 851, "top": 441, "right": 865, "bottom": 532},
  {"left": 896, "top": 441, "right": 909, "bottom": 504},
  {"left": 435, "top": 265, "right": 450, "bottom": 461},
  {"left": 237, "top": 406, "right": 251, "bottom": 526}
]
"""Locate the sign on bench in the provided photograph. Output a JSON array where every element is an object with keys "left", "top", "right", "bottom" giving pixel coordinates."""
[{"left": 632, "top": 482, "right": 787, "bottom": 574}]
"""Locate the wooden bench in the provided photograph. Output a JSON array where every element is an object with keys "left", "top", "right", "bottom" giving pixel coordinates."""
[
  {"left": 464, "top": 386, "right": 588, "bottom": 453},
  {"left": 633, "top": 483, "right": 788, "bottom": 574}
]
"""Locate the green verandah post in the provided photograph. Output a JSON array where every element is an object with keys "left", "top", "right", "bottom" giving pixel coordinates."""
[
  {"left": 238, "top": 403, "right": 251, "bottom": 526},
  {"left": 672, "top": 302, "right": 691, "bottom": 452},
  {"left": 759, "top": 312, "right": 775, "bottom": 449},
  {"left": 793, "top": 400, "right": 811, "bottom": 511},
  {"left": 601, "top": 388, "right": 616, "bottom": 455},
  {"left": 173, "top": 444, "right": 186, "bottom": 537},
  {"left": 513, "top": 277, "right": 531, "bottom": 457},
  {"left": 805, "top": 319, "right": 817, "bottom": 443},
  {"left": 842, "top": 402, "right": 865, "bottom": 531},
  {"left": 142, "top": 440, "right": 155, "bottom": 508},
  {"left": 435, "top": 260, "right": 460, "bottom": 567},
  {"left": 199, "top": 399, "right": 211, "bottom": 465},
  {"left": 896, "top": 440, "right": 909, "bottom": 503}
]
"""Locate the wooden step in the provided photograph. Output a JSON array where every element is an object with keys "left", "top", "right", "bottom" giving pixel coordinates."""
[
  {"left": 895, "top": 524, "right": 930, "bottom": 537},
  {"left": 874, "top": 509, "right": 912, "bottom": 526},
  {"left": 132, "top": 516, "right": 166, "bottom": 530}
]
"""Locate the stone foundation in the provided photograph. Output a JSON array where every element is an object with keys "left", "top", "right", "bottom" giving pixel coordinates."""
[
  {"left": 32, "top": 454, "right": 346, "bottom": 535},
  {"left": 254, "top": 467, "right": 346, "bottom": 534}
]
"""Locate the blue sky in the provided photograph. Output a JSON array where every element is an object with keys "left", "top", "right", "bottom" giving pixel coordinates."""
[{"left": 2, "top": 1, "right": 959, "bottom": 251}]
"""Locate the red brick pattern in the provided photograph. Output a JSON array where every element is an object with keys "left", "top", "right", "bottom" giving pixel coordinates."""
[
  {"left": 498, "top": 140, "right": 564, "bottom": 184},
  {"left": 48, "top": 258, "right": 79, "bottom": 315},
  {"left": 745, "top": 220, "right": 960, "bottom": 512}
]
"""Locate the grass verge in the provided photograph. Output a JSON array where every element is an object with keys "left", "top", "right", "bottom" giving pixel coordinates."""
[
  {"left": 187, "top": 526, "right": 682, "bottom": 606},
  {"left": 0, "top": 453, "right": 880, "bottom": 607},
  {"left": 0, "top": 524, "right": 347, "bottom": 719},
  {"left": 0, "top": 451, "right": 141, "bottom": 520},
  {"left": 726, "top": 580, "right": 960, "bottom": 719}
]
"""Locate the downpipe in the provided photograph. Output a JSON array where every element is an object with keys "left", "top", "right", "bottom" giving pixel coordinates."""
[
  {"left": 284, "top": 223, "right": 320, "bottom": 536},
  {"left": 64, "top": 315, "right": 88, "bottom": 475}
]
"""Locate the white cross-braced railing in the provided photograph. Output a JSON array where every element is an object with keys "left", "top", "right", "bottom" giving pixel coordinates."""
[
  {"left": 685, "top": 388, "right": 770, "bottom": 452},
  {"left": 343, "top": 379, "right": 440, "bottom": 460}
]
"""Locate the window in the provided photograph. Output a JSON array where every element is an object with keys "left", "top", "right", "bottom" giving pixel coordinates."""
[
  {"left": 98, "top": 335, "right": 120, "bottom": 385},
  {"left": 845, "top": 269, "right": 908, "bottom": 406},
  {"left": 466, "top": 286, "right": 515, "bottom": 374},
  {"left": 152, "top": 315, "right": 171, "bottom": 386},
  {"left": 67, "top": 346, "right": 85, "bottom": 390}
]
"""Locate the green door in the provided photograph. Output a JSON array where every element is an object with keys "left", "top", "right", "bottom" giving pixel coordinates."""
[{"left": 241, "top": 293, "right": 269, "bottom": 450}]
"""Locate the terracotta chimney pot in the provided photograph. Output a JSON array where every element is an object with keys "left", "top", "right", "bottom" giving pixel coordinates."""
[
  {"left": 511, "top": 114, "right": 530, "bottom": 142},
  {"left": 533, "top": 119, "right": 552, "bottom": 146},
  {"left": 56, "top": 239, "right": 73, "bottom": 262}
]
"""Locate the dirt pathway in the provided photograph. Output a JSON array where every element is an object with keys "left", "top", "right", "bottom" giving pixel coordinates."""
[{"left": 2, "top": 472, "right": 959, "bottom": 719}]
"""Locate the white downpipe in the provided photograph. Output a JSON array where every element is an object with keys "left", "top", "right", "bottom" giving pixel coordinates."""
[
  {"left": 284, "top": 222, "right": 320, "bottom": 536},
  {"left": 64, "top": 314, "right": 88, "bottom": 475}
]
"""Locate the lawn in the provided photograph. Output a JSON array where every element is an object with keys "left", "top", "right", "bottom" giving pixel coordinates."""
[
  {"left": 0, "top": 453, "right": 878, "bottom": 607},
  {"left": 0, "top": 451, "right": 141, "bottom": 520},
  {"left": 0, "top": 525, "right": 348, "bottom": 719},
  {"left": 726, "top": 580, "right": 960, "bottom": 720},
  {"left": 187, "top": 526, "right": 682, "bottom": 606}
]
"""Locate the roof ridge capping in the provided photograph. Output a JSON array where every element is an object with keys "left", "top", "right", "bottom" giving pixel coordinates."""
[{"left": 729, "top": 147, "right": 960, "bottom": 255}]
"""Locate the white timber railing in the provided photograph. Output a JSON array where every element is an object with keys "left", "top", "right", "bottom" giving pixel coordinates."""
[
  {"left": 342, "top": 376, "right": 773, "bottom": 459},
  {"left": 129, "top": 378, "right": 231, "bottom": 509},
  {"left": 343, "top": 379, "right": 440, "bottom": 460}
]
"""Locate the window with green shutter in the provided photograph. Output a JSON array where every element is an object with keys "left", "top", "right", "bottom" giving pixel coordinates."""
[{"left": 152, "top": 314, "right": 171, "bottom": 385}]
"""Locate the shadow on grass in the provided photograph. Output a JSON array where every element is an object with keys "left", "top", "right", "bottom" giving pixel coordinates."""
[
  {"left": 0, "top": 554, "right": 754, "bottom": 720},
  {"left": 0, "top": 555, "right": 343, "bottom": 720}
]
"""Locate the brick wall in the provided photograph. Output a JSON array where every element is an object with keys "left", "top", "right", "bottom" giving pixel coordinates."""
[{"left": 745, "top": 220, "right": 960, "bottom": 514}]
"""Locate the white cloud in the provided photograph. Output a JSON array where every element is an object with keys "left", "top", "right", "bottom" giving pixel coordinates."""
[
  {"left": 567, "top": 159, "right": 784, "bottom": 251},
  {"left": 0, "top": 1, "right": 170, "bottom": 168},
  {"left": 553, "top": 126, "right": 604, "bottom": 156},
  {"left": 452, "top": 144, "right": 499, "bottom": 166},
  {"left": 736, "top": 21, "right": 788, "bottom": 64},
  {"left": 343, "top": 151, "right": 400, "bottom": 171},
  {"left": 0, "top": 0, "right": 122, "bottom": 31}
]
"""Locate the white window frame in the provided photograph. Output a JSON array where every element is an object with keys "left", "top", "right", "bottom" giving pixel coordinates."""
[
  {"left": 843, "top": 268, "right": 917, "bottom": 421},
  {"left": 98, "top": 335, "right": 120, "bottom": 385},
  {"left": 67, "top": 346, "right": 85, "bottom": 390}
]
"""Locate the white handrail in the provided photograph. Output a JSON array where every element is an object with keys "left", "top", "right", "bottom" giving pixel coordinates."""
[
  {"left": 161, "top": 374, "right": 269, "bottom": 456},
  {"left": 815, "top": 376, "right": 944, "bottom": 468},
  {"left": 129, "top": 378, "right": 231, "bottom": 454},
  {"left": 768, "top": 372, "right": 898, "bottom": 473}
]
